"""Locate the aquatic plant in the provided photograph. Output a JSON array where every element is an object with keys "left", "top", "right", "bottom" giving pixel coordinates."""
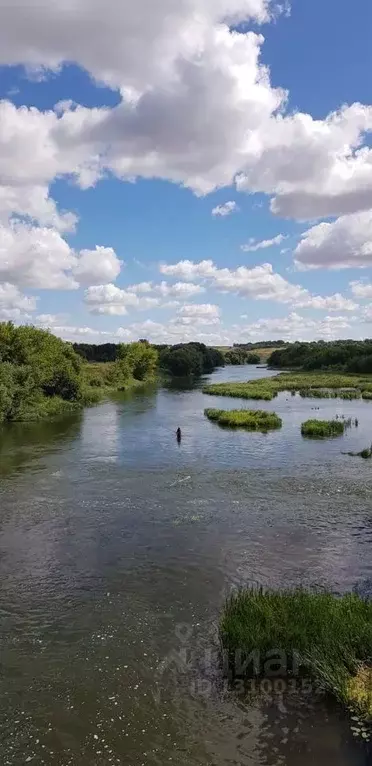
[
  {"left": 204, "top": 408, "right": 282, "bottom": 431},
  {"left": 301, "top": 419, "right": 345, "bottom": 438},
  {"left": 220, "top": 587, "right": 372, "bottom": 730},
  {"left": 343, "top": 444, "right": 372, "bottom": 459}
]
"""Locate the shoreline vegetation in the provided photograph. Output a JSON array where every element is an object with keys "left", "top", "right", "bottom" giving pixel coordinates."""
[
  {"left": 203, "top": 372, "right": 372, "bottom": 401},
  {"left": 0, "top": 324, "right": 159, "bottom": 423},
  {"left": 220, "top": 588, "right": 372, "bottom": 737},
  {"left": 205, "top": 408, "right": 282, "bottom": 431},
  {"left": 0, "top": 325, "right": 226, "bottom": 423}
]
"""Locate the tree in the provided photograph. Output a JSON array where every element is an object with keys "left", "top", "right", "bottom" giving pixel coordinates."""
[{"left": 117, "top": 342, "right": 158, "bottom": 382}]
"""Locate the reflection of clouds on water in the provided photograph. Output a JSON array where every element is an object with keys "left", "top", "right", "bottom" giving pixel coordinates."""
[{"left": 81, "top": 402, "right": 120, "bottom": 462}]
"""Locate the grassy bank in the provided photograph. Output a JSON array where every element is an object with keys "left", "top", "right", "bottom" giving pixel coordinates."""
[
  {"left": 220, "top": 588, "right": 372, "bottom": 733},
  {"left": 301, "top": 419, "right": 346, "bottom": 438},
  {"left": 205, "top": 408, "right": 282, "bottom": 430},
  {"left": 203, "top": 372, "right": 372, "bottom": 401}
]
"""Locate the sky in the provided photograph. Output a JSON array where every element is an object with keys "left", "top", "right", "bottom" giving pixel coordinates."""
[{"left": 1, "top": 0, "right": 372, "bottom": 346}]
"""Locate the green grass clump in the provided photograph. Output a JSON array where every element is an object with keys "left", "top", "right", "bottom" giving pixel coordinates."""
[
  {"left": 205, "top": 408, "right": 282, "bottom": 431},
  {"left": 339, "top": 390, "right": 362, "bottom": 400},
  {"left": 362, "top": 391, "right": 372, "bottom": 400},
  {"left": 220, "top": 587, "right": 372, "bottom": 727},
  {"left": 203, "top": 383, "right": 274, "bottom": 400},
  {"left": 203, "top": 372, "right": 372, "bottom": 401},
  {"left": 301, "top": 419, "right": 345, "bottom": 438}
]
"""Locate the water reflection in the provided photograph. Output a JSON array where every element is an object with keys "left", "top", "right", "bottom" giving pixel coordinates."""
[
  {"left": 0, "top": 367, "right": 371, "bottom": 765},
  {"left": 0, "top": 413, "right": 82, "bottom": 479}
]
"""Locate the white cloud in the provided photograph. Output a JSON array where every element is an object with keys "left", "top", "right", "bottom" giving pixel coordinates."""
[
  {"left": 0, "top": 220, "right": 77, "bottom": 289},
  {"left": 0, "top": 282, "right": 37, "bottom": 320},
  {"left": 0, "top": 220, "right": 121, "bottom": 290},
  {"left": 237, "top": 312, "right": 356, "bottom": 341},
  {"left": 237, "top": 104, "right": 372, "bottom": 220},
  {"left": 72, "top": 246, "right": 122, "bottom": 285},
  {"left": 84, "top": 283, "right": 161, "bottom": 315},
  {"left": 294, "top": 211, "right": 372, "bottom": 270},
  {"left": 350, "top": 280, "right": 372, "bottom": 299},
  {"left": 0, "top": 8, "right": 371, "bottom": 226},
  {"left": 241, "top": 233, "right": 285, "bottom": 251},
  {"left": 161, "top": 259, "right": 308, "bottom": 303},
  {"left": 212, "top": 201, "right": 239, "bottom": 217},
  {"left": 160, "top": 260, "right": 217, "bottom": 281},
  {"left": 296, "top": 293, "right": 358, "bottom": 312},
  {"left": 176, "top": 303, "right": 220, "bottom": 325}
]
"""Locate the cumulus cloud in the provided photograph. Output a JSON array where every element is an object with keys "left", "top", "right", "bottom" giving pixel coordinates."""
[
  {"left": 212, "top": 201, "right": 239, "bottom": 217},
  {"left": 350, "top": 280, "right": 372, "bottom": 298},
  {"left": 176, "top": 303, "right": 220, "bottom": 325},
  {"left": 0, "top": 220, "right": 77, "bottom": 289},
  {"left": 0, "top": 282, "right": 37, "bottom": 320},
  {"left": 241, "top": 233, "right": 285, "bottom": 251},
  {"left": 296, "top": 293, "right": 358, "bottom": 311},
  {"left": 294, "top": 211, "right": 372, "bottom": 270},
  {"left": 161, "top": 259, "right": 308, "bottom": 303},
  {"left": 237, "top": 104, "right": 372, "bottom": 220},
  {"left": 237, "top": 312, "right": 356, "bottom": 341},
  {"left": 0, "top": 220, "right": 122, "bottom": 290},
  {"left": 72, "top": 246, "right": 122, "bottom": 285},
  {"left": 84, "top": 283, "right": 162, "bottom": 315},
  {"left": 0, "top": 5, "right": 372, "bottom": 226}
]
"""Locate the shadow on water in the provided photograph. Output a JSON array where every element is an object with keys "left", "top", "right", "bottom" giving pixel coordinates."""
[{"left": 0, "top": 413, "right": 83, "bottom": 479}]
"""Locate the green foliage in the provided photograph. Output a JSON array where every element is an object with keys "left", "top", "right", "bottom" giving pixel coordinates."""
[
  {"left": 225, "top": 349, "right": 261, "bottom": 365},
  {"left": 73, "top": 343, "right": 119, "bottom": 363},
  {"left": 219, "top": 588, "right": 372, "bottom": 726},
  {"left": 0, "top": 323, "right": 85, "bottom": 423},
  {"left": 116, "top": 341, "right": 158, "bottom": 383},
  {"left": 301, "top": 419, "right": 345, "bottom": 438},
  {"left": 160, "top": 343, "right": 224, "bottom": 377},
  {"left": 205, "top": 408, "right": 282, "bottom": 430},
  {"left": 268, "top": 339, "right": 372, "bottom": 373}
]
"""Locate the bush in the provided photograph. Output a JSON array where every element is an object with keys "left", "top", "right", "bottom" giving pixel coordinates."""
[
  {"left": 205, "top": 408, "right": 282, "bottom": 431},
  {"left": 301, "top": 419, "right": 345, "bottom": 438}
]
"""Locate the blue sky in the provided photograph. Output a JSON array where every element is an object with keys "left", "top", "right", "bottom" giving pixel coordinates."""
[{"left": 0, "top": 0, "right": 372, "bottom": 344}]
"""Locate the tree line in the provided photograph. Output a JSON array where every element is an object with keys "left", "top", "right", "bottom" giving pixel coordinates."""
[{"left": 268, "top": 340, "right": 372, "bottom": 373}]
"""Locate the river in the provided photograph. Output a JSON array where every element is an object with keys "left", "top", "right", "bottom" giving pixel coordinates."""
[{"left": 0, "top": 365, "right": 371, "bottom": 765}]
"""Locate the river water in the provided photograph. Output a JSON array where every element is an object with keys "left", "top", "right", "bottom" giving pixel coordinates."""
[{"left": 0, "top": 365, "right": 371, "bottom": 766}]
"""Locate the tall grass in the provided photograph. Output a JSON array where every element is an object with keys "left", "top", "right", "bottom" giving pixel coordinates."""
[
  {"left": 205, "top": 408, "right": 282, "bottom": 431},
  {"left": 220, "top": 587, "right": 372, "bottom": 726},
  {"left": 301, "top": 419, "right": 346, "bottom": 438}
]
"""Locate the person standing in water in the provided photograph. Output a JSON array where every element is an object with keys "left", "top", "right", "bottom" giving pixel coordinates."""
[{"left": 176, "top": 427, "right": 182, "bottom": 442}]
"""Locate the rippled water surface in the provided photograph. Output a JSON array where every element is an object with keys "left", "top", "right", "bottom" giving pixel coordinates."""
[{"left": 0, "top": 366, "right": 371, "bottom": 765}]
